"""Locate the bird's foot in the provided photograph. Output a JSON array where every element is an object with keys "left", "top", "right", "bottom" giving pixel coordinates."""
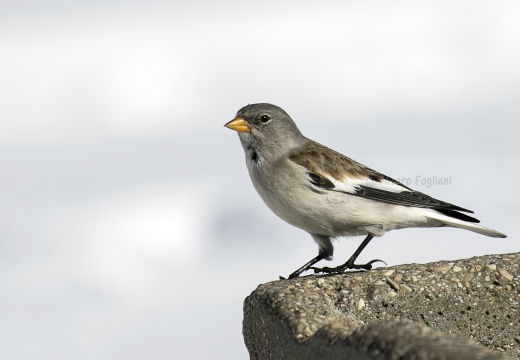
[
  {"left": 311, "top": 259, "right": 386, "bottom": 275},
  {"left": 279, "top": 254, "right": 324, "bottom": 280}
]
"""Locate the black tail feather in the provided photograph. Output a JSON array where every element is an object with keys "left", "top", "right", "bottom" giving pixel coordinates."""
[{"left": 436, "top": 209, "right": 480, "bottom": 223}]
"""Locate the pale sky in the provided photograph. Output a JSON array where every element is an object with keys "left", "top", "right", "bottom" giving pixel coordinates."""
[{"left": 1, "top": 1, "right": 519, "bottom": 359}]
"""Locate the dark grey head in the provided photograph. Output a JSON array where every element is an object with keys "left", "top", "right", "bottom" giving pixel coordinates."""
[{"left": 225, "top": 103, "right": 306, "bottom": 163}]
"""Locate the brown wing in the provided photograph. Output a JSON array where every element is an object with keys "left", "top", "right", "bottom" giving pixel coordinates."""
[
  {"left": 288, "top": 140, "right": 476, "bottom": 220},
  {"left": 288, "top": 141, "right": 410, "bottom": 189}
]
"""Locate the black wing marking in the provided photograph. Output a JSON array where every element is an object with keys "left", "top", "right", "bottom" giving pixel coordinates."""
[
  {"left": 308, "top": 172, "right": 335, "bottom": 189},
  {"left": 307, "top": 179, "right": 480, "bottom": 223},
  {"left": 351, "top": 185, "right": 475, "bottom": 214},
  {"left": 306, "top": 173, "right": 473, "bottom": 214}
]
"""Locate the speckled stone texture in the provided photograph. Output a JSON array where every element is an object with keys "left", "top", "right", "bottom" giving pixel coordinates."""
[{"left": 243, "top": 253, "right": 519, "bottom": 360}]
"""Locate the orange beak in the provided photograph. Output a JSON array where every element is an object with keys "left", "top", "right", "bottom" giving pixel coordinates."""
[{"left": 224, "top": 116, "right": 251, "bottom": 133}]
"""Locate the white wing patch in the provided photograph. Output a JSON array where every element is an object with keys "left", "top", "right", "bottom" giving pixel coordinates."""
[{"left": 328, "top": 175, "right": 409, "bottom": 195}]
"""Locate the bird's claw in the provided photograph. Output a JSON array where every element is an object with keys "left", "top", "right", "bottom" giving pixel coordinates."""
[{"left": 311, "top": 258, "right": 386, "bottom": 275}]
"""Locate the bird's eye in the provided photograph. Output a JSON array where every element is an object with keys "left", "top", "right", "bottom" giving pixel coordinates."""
[{"left": 260, "top": 114, "right": 271, "bottom": 124}]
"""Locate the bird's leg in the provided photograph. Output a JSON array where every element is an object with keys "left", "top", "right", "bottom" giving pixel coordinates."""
[
  {"left": 280, "top": 254, "right": 324, "bottom": 280},
  {"left": 311, "top": 234, "right": 386, "bottom": 275}
]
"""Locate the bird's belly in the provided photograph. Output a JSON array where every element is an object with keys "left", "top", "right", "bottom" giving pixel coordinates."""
[
  {"left": 250, "top": 167, "right": 428, "bottom": 237},
  {"left": 250, "top": 171, "right": 368, "bottom": 236}
]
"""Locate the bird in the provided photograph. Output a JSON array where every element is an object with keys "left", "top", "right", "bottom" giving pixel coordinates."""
[{"left": 224, "top": 103, "right": 507, "bottom": 279}]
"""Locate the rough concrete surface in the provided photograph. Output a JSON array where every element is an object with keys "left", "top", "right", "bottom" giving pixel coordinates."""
[{"left": 243, "top": 253, "right": 519, "bottom": 360}]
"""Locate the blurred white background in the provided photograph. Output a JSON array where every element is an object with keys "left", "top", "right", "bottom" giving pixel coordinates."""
[{"left": 1, "top": 1, "right": 519, "bottom": 359}]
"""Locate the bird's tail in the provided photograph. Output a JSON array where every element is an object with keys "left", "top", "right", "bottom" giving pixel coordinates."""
[{"left": 425, "top": 211, "right": 507, "bottom": 238}]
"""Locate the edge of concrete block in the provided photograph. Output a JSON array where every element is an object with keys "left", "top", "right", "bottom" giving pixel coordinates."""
[{"left": 243, "top": 253, "right": 519, "bottom": 360}]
